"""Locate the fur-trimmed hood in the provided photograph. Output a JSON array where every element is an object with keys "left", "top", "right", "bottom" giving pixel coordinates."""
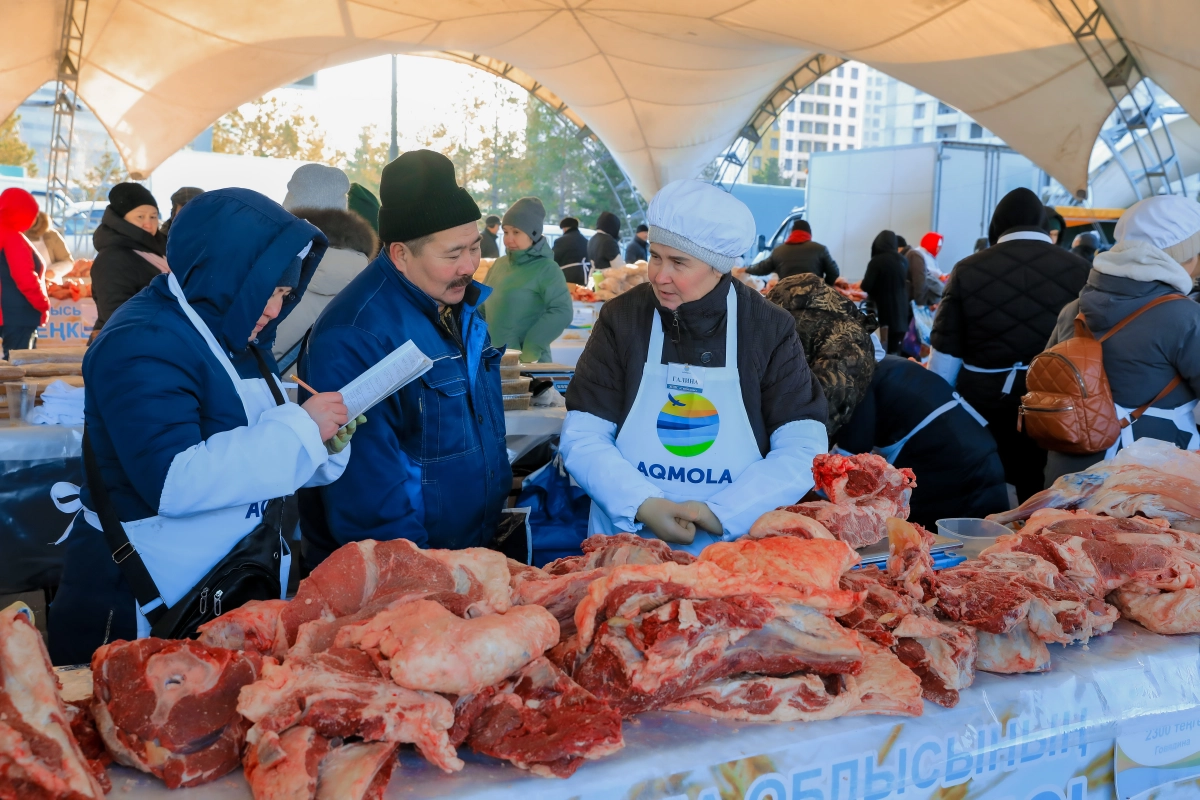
[{"left": 289, "top": 207, "right": 378, "bottom": 258}]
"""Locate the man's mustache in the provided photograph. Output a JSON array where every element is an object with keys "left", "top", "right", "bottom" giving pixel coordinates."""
[{"left": 449, "top": 275, "right": 474, "bottom": 288}]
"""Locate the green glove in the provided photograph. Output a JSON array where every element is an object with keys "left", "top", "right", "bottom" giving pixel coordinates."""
[{"left": 327, "top": 414, "right": 366, "bottom": 455}]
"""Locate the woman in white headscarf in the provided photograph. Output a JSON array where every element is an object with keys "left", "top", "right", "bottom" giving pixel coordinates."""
[
  {"left": 559, "top": 180, "right": 829, "bottom": 555},
  {"left": 1044, "top": 194, "right": 1200, "bottom": 484}
]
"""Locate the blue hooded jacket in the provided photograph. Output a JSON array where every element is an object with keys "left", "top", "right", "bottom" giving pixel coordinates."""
[
  {"left": 300, "top": 251, "right": 511, "bottom": 558},
  {"left": 78, "top": 188, "right": 331, "bottom": 520},
  {"left": 50, "top": 189, "right": 342, "bottom": 665}
]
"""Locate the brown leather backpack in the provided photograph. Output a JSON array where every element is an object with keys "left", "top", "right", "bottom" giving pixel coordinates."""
[{"left": 1019, "top": 294, "right": 1185, "bottom": 454}]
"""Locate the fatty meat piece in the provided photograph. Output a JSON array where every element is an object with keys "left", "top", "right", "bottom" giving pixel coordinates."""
[
  {"left": 781, "top": 500, "right": 892, "bottom": 549},
  {"left": 91, "top": 637, "right": 262, "bottom": 789},
  {"left": 543, "top": 533, "right": 695, "bottom": 575},
  {"left": 746, "top": 508, "right": 837, "bottom": 540},
  {"left": 811, "top": 452, "right": 916, "bottom": 513},
  {"left": 314, "top": 741, "right": 398, "bottom": 800},
  {"left": 235, "top": 647, "right": 460, "bottom": 773},
  {"left": 697, "top": 536, "right": 865, "bottom": 608},
  {"left": 281, "top": 538, "right": 511, "bottom": 645},
  {"left": 243, "top": 726, "right": 329, "bottom": 800},
  {"left": 334, "top": 600, "right": 559, "bottom": 696},
  {"left": 511, "top": 567, "right": 609, "bottom": 640},
  {"left": 451, "top": 657, "right": 623, "bottom": 778},
  {"left": 0, "top": 606, "right": 106, "bottom": 799}
]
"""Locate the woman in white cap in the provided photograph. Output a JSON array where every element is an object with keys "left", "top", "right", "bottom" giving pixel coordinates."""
[
  {"left": 560, "top": 180, "right": 828, "bottom": 554},
  {"left": 1043, "top": 194, "right": 1200, "bottom": 483}
]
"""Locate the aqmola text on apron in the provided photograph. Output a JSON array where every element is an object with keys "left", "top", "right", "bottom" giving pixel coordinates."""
[
  {"left": 53, "top": 272, "right": 294, "bottom": 638},
  {"left": 589, "top": 284, "right": 763, "bottom": 555}
]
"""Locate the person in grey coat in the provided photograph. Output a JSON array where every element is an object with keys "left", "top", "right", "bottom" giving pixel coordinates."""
[{"left": 1044, "top": 195, "right": 1200, "bottom": 484}]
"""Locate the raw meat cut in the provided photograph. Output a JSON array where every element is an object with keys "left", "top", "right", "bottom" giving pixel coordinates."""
[
  {"left": 746, "top": 509, "right": 836, "bottom": 540},
  {"left": 63, "top": 700, "right": 111, "bottom": 787},
  {"left": 886, "top": 518, "right": 936, "bottom": 600},
  {"left": 838, "top": 567, "right": 977, "bottom": 708},
  {"left": 933, "top": 552, "right": 1119, "bottom": 673},
  {"left": 334, "top": 601, "right": 559, "bottom": 696},
  {"left": 782, "top": 501, "right": 892, "bottom": 549},
  {"left": 812, "top": 452, "right": 916, "bottom": 512},
  {"left": 697, "top": 536, "right": 863, "bottom": 602},
  {"left": 574, "top": 561, "right": 864, "bottom": 650},
  {"left": 197, "top": 598, "right": 289, "bottom": 656},
  {"left": 1110, "top": 586, "right": 1200, "bottom": 635},
  {"left": 281, "top": 539, "right": 511, "bottom": 645},
  {"left": 235, "top": 647, "right": 460, "bottom": 773},
  {"left": 243, "top": 725, "right": 329, "bottom": 800},
  {"left": 451, "top": 657, "right": 623, "bottom": 778},
  {"left": 665, "top": 636, "right": 921, "bottom": 721},
  {"left": 572, "top": 595, "right": 864, "bottom": 716},
  {"left": 544, "top": 533, "right": 695, "bottom": 574},
  {"left": 989, "top": 464, "right": 1200, "bottom": 532},
  {"left": 314, "top": 741, "right": 398, "bottom": 800},
  {"left": 243, "top": 727, "right": 398, "bottom": 800},
  {"left": 91, "top": 638, "right": 262, "bottom": 788},
  {"left": 512, "top": 567, "right": 609, "bottom": 640},
  {"left": 0, "top": 605, "right": 107, "bottom": 799}
]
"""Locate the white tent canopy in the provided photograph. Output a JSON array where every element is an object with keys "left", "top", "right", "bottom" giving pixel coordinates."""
[{"left": 3, "top": 0, "right": 1199, "bottom": 199}]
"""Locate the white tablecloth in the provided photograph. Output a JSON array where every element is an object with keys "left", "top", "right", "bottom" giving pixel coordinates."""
[{"left": 101, "top": 621, "right": 1200, "bottom": 800}]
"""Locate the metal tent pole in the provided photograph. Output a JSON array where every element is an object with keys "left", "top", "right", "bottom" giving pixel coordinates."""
[{"left": 46, "top": 0, "right": 89, "bottom": 230}]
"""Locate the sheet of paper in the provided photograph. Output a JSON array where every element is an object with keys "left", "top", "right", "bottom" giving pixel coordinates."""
[{"left": 338, "top": 340, "right": 433, "bottom": 419}]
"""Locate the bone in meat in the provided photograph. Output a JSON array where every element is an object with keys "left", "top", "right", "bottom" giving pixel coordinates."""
[
  {"left": 236, "top": 647, "right": 460, "bottom": 773},
  {"left": 0, "top": 605, "right": 107, "bottom": 799},
  {"left": 197, "top": 598, "right": 289, "bottom": 657}
]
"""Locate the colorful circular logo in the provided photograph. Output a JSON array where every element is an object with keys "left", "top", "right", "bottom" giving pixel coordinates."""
[{"left": 657, "top": 393, "right": 720, "bottom": 457}]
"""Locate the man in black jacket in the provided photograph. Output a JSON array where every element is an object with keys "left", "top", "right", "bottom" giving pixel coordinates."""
[
  {"left": 929, "top": 187, "right": 1090, "bottom": 502},
  {"left": 588, "top": 210, "right": 622, "bottom": 270},
  {"left": 743, "top": 219, "right": 839, "bottom": 285},
  {"left": 624, "top": 223, "right": 649, "bottom": 263},
  {"left": 480, "top": 215, "right": 501, "bottom": 258},
  {"left": 554, "top": 217, "right": 589, "bottom": 267}
]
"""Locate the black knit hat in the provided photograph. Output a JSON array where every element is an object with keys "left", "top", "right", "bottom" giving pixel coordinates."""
[
  {"left": 378, "top": 150, "right": 480, "bottom": 243},
  {"left": 108, "top": 182, "right": 158, "bottom": 217}
]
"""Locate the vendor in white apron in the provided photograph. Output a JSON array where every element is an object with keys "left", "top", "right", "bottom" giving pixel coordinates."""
[
  {"left": 48, "top": 189, "right": 357, "bottom": 666},
  {"left": 560, "top": 180, "right": 829, "bottom": 555},
  {"left": 1043, "top": 194, "right": 1200, "bottom": 485}
]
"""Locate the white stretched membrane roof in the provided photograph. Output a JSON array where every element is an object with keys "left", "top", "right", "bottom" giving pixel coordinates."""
[{"left": 2, "top": 0, "right": 1198, "bottom": 198}]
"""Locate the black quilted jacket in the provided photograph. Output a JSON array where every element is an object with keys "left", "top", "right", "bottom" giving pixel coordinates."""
[{"left": 931, "top": 240, "right": 1090, "bottom": 369}]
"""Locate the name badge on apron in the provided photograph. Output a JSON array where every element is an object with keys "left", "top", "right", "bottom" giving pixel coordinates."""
[{"left": 667, "top": 363, "right": 705, "bottom": 393}]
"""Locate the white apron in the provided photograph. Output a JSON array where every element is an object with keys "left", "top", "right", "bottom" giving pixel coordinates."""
[
  {"left": 1103, "top": 399, "right": 1200, "bottom": 460},
  {"left": 52, "top": 273, "right": 291, "bottom": 635},
  {"left": 875, "top": 392, "right": 988, "bottom": 463},
  {"left": 588, "top": 285, "right": 762, "bottom": 555},
  {"left": 962, "top": 361, "right": 1028, "bottom": 395}
]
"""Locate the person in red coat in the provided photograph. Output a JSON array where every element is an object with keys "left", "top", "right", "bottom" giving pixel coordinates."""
[{"left": 0, "top": 188, "right": 50, "bottom": 358}]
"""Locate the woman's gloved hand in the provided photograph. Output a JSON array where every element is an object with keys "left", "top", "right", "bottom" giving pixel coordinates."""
[
  {"left": 327, "top": 414, "right": 366, "bottom": 455},
  {"left": 636, "top": 497, "right": 697, "bottom": 545},
  {"left": 680, "top": 501, "right": 723, "bottom": 536}
]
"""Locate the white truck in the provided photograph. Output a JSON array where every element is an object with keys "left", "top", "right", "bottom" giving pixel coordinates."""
[{"left": 805, "top": 141, "right": 1046, "bottom": 281}]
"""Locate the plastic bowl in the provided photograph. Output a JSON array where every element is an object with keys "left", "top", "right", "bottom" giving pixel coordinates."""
[{"left": 936, "top": 517, "right": 1012, "bottom": 560}]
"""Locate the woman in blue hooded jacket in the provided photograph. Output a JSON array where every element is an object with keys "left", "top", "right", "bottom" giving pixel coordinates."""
[{"left": 48, "top": 189, "right": 352, "bottom": 665}]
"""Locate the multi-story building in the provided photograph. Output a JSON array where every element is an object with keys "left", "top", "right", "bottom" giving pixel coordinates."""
[
  {"left": 744, "top": 62, "right": 867, "bottom": 188},
  {"left": 859, "top": 67, "right": 1004, "bottom": 148}
]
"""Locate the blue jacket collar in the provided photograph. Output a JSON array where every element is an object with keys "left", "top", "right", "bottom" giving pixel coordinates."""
[{"left": 373, "top": 251, "right": 492, "bottom": 330}]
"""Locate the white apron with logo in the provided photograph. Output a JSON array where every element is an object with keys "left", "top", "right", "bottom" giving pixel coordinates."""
[
  {"left": 588, "top": 285, "right": 762, "bottom": 555},
  {"left": 52, "top": 273, "right": 291, "bottom": 635}
]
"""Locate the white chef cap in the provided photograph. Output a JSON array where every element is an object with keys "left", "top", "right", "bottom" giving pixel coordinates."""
[
  {"left": 645, "top": 180, "right": 757, "bottom": 274},
  {"left": 1115, "top": 195, "right": 1200, "bottom": 265}
]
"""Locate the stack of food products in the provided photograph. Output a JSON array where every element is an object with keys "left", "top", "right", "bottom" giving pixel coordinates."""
[
  {"left": 591, "top": 261, "right": 647, "bottom": 301},
  {"left": 0, "top": 347, "right": 86, "bottom": 418},
  {"left": 46, "top": 259, "right": 93, "bottom": 301}
]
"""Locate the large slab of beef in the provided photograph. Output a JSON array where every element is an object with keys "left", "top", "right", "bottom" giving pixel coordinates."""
[
  {"left": 988, "top": 463, "right": 1200, "bottom": 532},
  {"left": 666, "top": 636, "right": 922, "bottom": 721},
  {"left": 0, "top": 605, "right": 107, "bottom": 799},
  {"left": 91, "top": 637, "right": 262, "bottom": 788},
  {"left": 933, "top": 552, "right": 1119, "bottom": 673},
  {"left": 450, "top": 657, "right": 623, "bottom": 778},
  {"left": 235, "top": 647, "right": 461, "bottom": 773}
]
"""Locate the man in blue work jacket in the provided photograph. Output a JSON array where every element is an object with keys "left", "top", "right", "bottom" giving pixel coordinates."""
[{"left": 299, "top": 150, "right": 511, "bottom": 567}]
